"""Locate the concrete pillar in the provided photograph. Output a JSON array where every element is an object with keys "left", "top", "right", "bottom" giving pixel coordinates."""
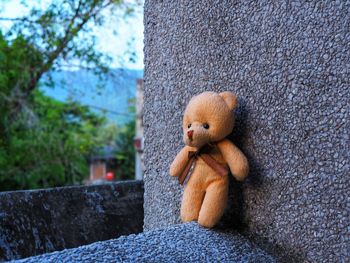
[{"left": 143, "top": 1, "right": 349, "bottom": 261}]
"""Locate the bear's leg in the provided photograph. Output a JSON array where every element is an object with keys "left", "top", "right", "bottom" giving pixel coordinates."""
[
  {"left": 180, "top": 186, "right": 205, "bottom": 223},
  {"left": 198, "top": 180, "right": 228, "bottom": 228}
]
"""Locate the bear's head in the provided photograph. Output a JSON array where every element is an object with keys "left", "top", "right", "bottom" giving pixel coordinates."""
[{"left": 183, "top": 91, "right": 237, "bottom": 148}]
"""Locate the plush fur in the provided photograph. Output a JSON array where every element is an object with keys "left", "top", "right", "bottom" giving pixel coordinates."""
[{"left": 170, "top": 91, "right": 249, "bottom": 228}]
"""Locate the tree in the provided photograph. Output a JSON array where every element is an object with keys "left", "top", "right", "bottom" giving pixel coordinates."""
[
  {"left": 114, "top": 104, "right": 136, "bottom": 180},
  {"left": 0, "top": 87, "right": 105, "bottom": 190},
  {"left": 0, "top": 0, "right": 139, "bottom": 190},
  {"left": 94, "top": 102, "right": 136, "bottom": 180},
  {"left": 1, "top": 0, "right": 138, "bottom": 112}
]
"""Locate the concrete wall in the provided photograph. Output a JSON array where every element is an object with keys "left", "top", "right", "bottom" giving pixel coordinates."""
[
  {"left": 0, "top": 181, "right": 144, "bottom": 261},
  {"left": 143, "top": 1, "right": 349, "bottom": 262}
]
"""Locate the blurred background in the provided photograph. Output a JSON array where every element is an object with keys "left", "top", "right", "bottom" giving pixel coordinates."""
[{"left": 0, "top": 0, "right": 144, "bottom": 191}]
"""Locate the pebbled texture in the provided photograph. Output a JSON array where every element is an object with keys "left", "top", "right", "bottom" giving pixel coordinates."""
[
  {"left": 14, "top": 222, "right": 276, "bottom": 263},
  {"left": 143, "top": 0, "right": 350, "bottom": 262}
]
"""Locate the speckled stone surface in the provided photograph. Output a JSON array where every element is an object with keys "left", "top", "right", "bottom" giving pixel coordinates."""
[
  {"left": 0, "top": 181, "right": 144, "bottom": 261},
  {"left": 14, "top": 222, "right": 276, "bottom": 263},
  {"left": 143, "top": 1, "right": 350, "bottom": 262}
]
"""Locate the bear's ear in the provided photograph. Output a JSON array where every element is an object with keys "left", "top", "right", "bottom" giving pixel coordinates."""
[{"left": 219, "top": 92, "right": 237, "bottom": 110}]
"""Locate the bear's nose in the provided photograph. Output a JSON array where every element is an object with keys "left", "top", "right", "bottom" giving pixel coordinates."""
[{"left": 187, "top": 130, "right": 194, "bottom": 140}]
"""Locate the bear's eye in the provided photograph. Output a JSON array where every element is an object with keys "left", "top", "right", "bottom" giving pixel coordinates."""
[
  {"left": 203, "top": 123, "right": 210, "bottom": 129},
  {"left": 188, "top": 123, "right": 191, "bottom": 128}
]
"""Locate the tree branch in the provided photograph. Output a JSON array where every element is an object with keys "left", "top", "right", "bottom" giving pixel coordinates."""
[
  {"left": 26, "top": 0, "right": 89, "bottom": 94},
  {"left": 0, "top": 17, "right": 36, "bottom": 23},
  {"left": 24, "top": 0, "right": 116, "bottom": 97}
]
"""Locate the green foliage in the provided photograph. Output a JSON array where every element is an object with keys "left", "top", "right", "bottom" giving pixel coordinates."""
[
  {"left": 115, "top": 118, "right": 135, "bottom": 180},
  {"left": 114, "top": 101, "right": 136, "bottom": 180},
  {"left": 94, "top": 104, "right": 136, "bottom": 180},
  {"left": 0, "top": 90, "right": 106, "bottom": 191},
  {"left": 0, "top": 0, "right": 140, "bottom": 191},
  {"left": 5, "top": 0, "right": 138, "bottom": 74}
]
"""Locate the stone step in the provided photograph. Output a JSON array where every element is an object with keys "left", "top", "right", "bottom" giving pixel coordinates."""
[{"left": 15, "top": 222, "right": 276, "bottom": 262}]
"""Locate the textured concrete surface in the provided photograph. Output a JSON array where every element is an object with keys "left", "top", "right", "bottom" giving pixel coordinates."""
[
  {"left": 143, "top": 0, "right": 349, "bottom": 262},
  {"left": 0, "top": 181, "right": 144, "bottom": 261},
  {"left": 15, "top": 222, "right": 276, "bottom": 263}
]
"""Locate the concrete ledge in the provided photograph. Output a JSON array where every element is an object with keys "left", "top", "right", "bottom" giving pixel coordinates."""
[
  {"left": 15, "top": 222, "right": 276, "bottom": 262},
  {"left": 0, "top": 181, "right": 144, "bottom": 261}
]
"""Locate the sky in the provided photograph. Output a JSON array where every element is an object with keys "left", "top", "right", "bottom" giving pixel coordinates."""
[{"left": 0, "top": 0, "right": 144, "bottom": 70}]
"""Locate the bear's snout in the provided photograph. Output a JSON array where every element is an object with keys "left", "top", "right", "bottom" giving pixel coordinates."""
[{"left": 187, "top": 130, "right": 194, "bottom": 140}]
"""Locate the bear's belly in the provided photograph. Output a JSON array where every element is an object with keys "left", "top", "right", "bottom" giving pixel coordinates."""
[{"left": 187, "top": 157, "right": 228, "bottom": 188}]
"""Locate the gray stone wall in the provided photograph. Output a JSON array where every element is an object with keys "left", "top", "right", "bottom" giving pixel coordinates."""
[
  {"left": 143, "top": 1, "right": 349, "bottom": 262},
  {"left": 0, "top": 181, "right": 144, "bottom": 261}
]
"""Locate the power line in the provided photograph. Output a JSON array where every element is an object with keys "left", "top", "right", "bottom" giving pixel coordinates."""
[{"left": 85, "top": 104, "right": 134, "bottom": 117}]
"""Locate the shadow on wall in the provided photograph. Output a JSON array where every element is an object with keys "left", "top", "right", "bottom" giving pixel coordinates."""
[
  {"left": 231, "top": 98, "right": 266, "bottom": 186},
  {"left": 220, "top": 99, "right": 305, "bottom": 262},
  {"left": 219, "top": 98, "right": 265, "bottom": 230}
]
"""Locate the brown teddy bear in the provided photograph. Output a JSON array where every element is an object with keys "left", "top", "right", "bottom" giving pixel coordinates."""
[{"left": 170, "top": 91, "right": 249, "bottom": 228}]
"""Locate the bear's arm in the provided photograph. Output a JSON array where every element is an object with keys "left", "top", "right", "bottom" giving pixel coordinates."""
[
  {"left": 169, "top": 146, "right": 193, "bottom": 177},
  {"left": 217, "top": 139, "right": 249, "bottom": 181}
]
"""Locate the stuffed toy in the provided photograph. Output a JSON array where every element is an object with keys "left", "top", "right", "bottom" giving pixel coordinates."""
[{"left": 170, "top": 91, "right": 249, "bottom": 228}]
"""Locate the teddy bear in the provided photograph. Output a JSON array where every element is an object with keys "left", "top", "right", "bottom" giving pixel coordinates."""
[{"left": 169, "top": 91, "right": 249, "bottom": 228}]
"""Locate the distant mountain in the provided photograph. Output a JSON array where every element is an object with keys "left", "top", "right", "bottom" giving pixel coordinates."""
[{"left": 41, "top": 68, "right": 143, "bottom": 124}]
